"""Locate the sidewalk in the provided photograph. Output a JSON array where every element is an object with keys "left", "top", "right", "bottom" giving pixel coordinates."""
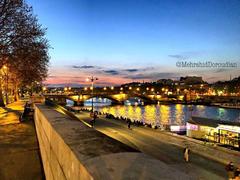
[
  {"left": 0, "top": 100, "right": 44, "bottom": 180},
  {"left": 74, "top": 111, "right": 228, "bottom": 179},
  {"left": 75, "top": 111, "right": 239, "bottom": 166}
]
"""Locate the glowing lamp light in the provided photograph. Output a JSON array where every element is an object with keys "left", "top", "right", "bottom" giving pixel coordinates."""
[
  {"left": 120, "top": 87, "right": 123, "bottom": 90},
  {"left": 111, "top": 86, "right": 114, "bottom": 90},
  {"left": 3, "top": 65, "right": 7, "bottom": 70},
  {"left": 218, "top": 90, "right": 223, "bottom": 96},
  {"left": 103, "top": 87, "right": 107, "bottom": 90},
  {"left": 129, "top": 87, "right": 132, "bottom": 90},
  {"left": 156, "top": 95, "right": 161, "bottom": 99},
  {"left": 90, "top": 86, "right": 93, "bottom": 90},
  {"left": 84, "top": 87, "right": 87, "bottom": 91},
  {"left": 42, "top": 87, "right": 47, "bottom": 91},
  {"left": 146, "top": 87, "right": 149, "bottom": 91},
  {"left": 162, "top": 88, "right": 165, "bottom": 91},
  {"left": 136, "top": 88, "right": 140, "bottom": 91},
  {"left": 151, "top": 88, "right": 154, "bottom": 92},
  {"left": 64, "top": 87, "right": 68, "bottom": 91}
]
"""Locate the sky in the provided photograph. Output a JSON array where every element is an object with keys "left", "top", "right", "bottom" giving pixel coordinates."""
[{"left": 27, "top": 0, "right": 240, "bottom": 86}]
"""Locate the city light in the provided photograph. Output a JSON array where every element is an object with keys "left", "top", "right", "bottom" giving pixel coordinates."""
[
  {"left": 86, "top": 76, "right": 98, "bottom": 112},
  {"left": 129, "top": 87, "right": 132, "bottom": 90},
  {"left": 104, "top": 87, "right": 107, "bottom": 90},
  {"left": 3, "top": 65, "right": 7, "bottom": 70},
  {"left": 146, "top": 87, "right": 149, "bottom": 91},
  {"left": 156, "top": 95, "right": 161, "bottom": 99},
  {"left": 84, "top": 87, "right": 88, "bottom": 91},
  {"left": 136, "top": 87, "right": 140, "bottom": 91},
  {"left": 111, "top": 86, "right": 114, "bottom": 90}
]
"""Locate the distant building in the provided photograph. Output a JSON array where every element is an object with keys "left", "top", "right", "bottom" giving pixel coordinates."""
[
  {"left": 179, "top": 76, "right": 204, "bottom": 85},
  {"left": 156, "top": 79, "right": 174, "bottom": 86}
]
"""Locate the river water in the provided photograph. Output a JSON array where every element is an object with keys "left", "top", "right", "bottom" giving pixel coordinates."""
[{"left": 81, "top": 101, "right": 240, "bottom": 126}]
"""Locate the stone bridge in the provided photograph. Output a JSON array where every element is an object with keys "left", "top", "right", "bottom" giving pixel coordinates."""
[{"left": 44, "top": 92, "right": 164, "bottom": 106}]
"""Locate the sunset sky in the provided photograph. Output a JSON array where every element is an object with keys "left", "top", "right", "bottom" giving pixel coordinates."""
[{"left": 27, "top": 0, "right": 240, "bottom": 86}]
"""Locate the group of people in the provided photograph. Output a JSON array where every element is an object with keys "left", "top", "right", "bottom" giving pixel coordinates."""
[
  {"left": 225, "top": 162, "right": 240, "bottom": 180},
  {"left": 104, "top": 113, "right": 159, "bottom": 129},
  {"left": 74, "top": 108, "right": 159, "bottom": 129}
]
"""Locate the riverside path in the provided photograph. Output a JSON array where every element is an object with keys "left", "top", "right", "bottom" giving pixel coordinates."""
[
  {"left": 76, "top": 111, "right": 228, "bottom": 180},
  {"left": 0, "top": 100, "right": 44, "bottom": 180}
]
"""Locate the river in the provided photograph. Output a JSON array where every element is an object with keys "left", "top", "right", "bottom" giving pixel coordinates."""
[{"left": 79, "top": 99, "right": 240, "bottom": 126}]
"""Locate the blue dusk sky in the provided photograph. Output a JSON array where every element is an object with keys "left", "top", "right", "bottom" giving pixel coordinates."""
[{"left": 27, "top": 0, "right": 240, "bottom": 86}]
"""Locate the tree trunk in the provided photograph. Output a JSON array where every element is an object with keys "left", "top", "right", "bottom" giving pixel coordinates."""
[{"left": 0, "top": 80, "right": 5, "bottom": 107}]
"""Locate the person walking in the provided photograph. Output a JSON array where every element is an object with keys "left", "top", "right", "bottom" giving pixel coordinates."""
[
  {"left": 127, "top": 119, "right": 131, "bottom": 129},
  {"left": 225, "top": 162, "right": 235, "bottom": 180},
  {"left": 183, "top": 147, "right": 190, "bottom": 162},
  {"left": 93, "top": 111, "right": 97, "bottom": 126},
  {"left": 235, "top": 167, "right": 240, "bottom": 180}
]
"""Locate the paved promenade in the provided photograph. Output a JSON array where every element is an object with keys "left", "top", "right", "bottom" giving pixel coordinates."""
[
  {"left": 0, "top": 100, "right": 44, "bottom": 180},
  {"left": 75, "top": 111, "right": 229, "bottom": 180}
]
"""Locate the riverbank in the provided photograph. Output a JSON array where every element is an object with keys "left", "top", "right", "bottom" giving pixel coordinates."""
[
  {"left": 70, "top": 110, "right": 232, "bottom": 179},
  {"left": 76, "top": 110, "right": 240, "bottom": 164}
]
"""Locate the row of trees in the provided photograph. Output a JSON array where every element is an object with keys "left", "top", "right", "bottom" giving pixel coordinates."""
[{"left": 0, "top": 0, "right": 49, "bottom": 106}]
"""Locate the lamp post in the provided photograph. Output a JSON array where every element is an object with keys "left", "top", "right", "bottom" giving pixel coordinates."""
[
  {"left": 86, "top": 76, "right": 98, "bottom": 112},
  {"left": 3, "top": 65, "right": 8, "bottom": 104}
]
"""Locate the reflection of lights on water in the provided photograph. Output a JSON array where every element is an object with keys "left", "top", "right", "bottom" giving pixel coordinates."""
[
  {"left": 159, "top": 105, "right": 170, "bottom": 125},
  {"left": 91, "top": 104, "right": 239, "bottom": 126},
  {"left": 175, "top": 104, "right": 184, "bottom": 125}
]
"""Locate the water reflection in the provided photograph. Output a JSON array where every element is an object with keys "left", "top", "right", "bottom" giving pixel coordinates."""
[
  {"left": 93, "top": 104, "right": 240, "bottom": 125},
  {"left": 81, "top": 98, "right": 240, "bottom": 125}
]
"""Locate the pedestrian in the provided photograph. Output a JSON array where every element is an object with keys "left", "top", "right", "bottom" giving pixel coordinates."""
[
  {"left": 183, "top": 147, "right": 190, "bottom": 162},
  {"left": 235, "top": 167, "right": 240, "bottom": 180},
  {"left": 93, "top": 111, "right": 98, "bottom": 126},
  {"left": 127, "top": 120, "right": 131, "bottom": 129},
  {"left": 225, "top": 162, "right": 235, "bottom": 180}
]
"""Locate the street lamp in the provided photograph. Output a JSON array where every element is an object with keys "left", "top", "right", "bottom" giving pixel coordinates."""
[
  {"left": 86, "top": 76, "right": 98, "bottom": 112},
  {"left": 2, "top": 65, "right": 8, "bottom": 104}
]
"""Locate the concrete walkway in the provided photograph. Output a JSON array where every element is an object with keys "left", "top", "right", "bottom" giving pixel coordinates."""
[
  {"left": 75, "top": 111, "right": 229, "bottom": 180},
  {"left": 0, "top": 101, "right": 44, "bottom": 180}
]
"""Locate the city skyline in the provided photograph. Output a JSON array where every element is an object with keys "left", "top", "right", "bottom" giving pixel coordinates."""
[{"left": 27, "top": 0, "right": 240, "bottom": 86}]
